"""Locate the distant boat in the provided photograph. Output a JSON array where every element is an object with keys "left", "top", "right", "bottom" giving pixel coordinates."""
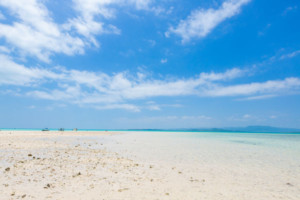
[
  {"left": 42, "top": 128, "right": 49, "bottom": 131},
  {"left": 73, "top": 128, "right": 78, "bottom": 131},
  {"left": 59, "top": 128, "right": 64, "bottom": 131}
]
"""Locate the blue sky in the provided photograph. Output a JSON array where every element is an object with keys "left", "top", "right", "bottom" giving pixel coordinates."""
[{"left": 0, "top": 0, "right": 300, "bottom": 129}]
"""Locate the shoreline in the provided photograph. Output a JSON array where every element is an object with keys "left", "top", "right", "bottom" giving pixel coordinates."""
[
  {"left": 1, "top": 129, "right": 300, "bottom": 135},
  {"left": 1, "top": 130, "right": 299, "bottom": 199}
]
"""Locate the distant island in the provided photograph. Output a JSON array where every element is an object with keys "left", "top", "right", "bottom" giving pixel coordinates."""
[{"left": 126, "top": 126, "right": 300, "bottom": 133}]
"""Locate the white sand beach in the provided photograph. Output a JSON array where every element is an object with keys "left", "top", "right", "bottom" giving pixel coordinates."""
[{"left": 0, "top": 130, "right": 299, "bottom": 199}]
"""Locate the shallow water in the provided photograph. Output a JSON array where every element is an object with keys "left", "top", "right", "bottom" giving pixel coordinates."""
[
  {"left": 100, "top": 131, "right": 300, "bottom": 172},
  {"left": 34, "top": 131, "right": 300, "bottom": 180}
]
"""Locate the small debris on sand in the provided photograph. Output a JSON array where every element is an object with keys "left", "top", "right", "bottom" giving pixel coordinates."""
[
  {"left": 118, "top": 188, "right": 129, "bottom": 192},
  {"left": 286, "top": 182, "right": 293, "bottom": 186},
  {"left": 73, "top": 172, "right": 81, "bottom": 177}
]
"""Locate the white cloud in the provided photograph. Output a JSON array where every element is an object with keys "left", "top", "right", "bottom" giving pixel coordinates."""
[
  {"left": 1, "top": 54, "right": 300, "bottom": 111},
  {"left": 199, "top": 67, "right": 245, "bottom": 81},
  {"left": 282, "top": 6, "right": 298, "bottom": 15},
  {"left": 0, "top": 0, "right": 162, "bottom": 62},
  {"left": 0, "top": 54, "right": 63, "bottom": 86},
  {"left": 166, "top": 0, "right": 251, "bottom": 42},
  {"left": 0, "top": 46, "right": 10, "bottom": 53},
  {"left": 0, "top": 0, "right": 59, "bottom": 35},
  {"left": 205, "top": 78, "right": 300, "bottom": 97},
  {"left": 181, "top": 115, "right": 212, "bottom": 120},
  {"left": 0, "top": 0, "right": 85, "bottom": 62},
  {"left": 228, "top": 114, "right": 257, "bottom": 122},
  {"left": 145, "top": 101, "right": 161, "bottom": 111},
  {"left": 28, "top": 105, "right": 36, "bottom": 109},
  {"left": 65, "top": 0, "right": 162, "bottom": 47},
  {"left": 239, "top": 94, "right": 277, "bottom": 101},
  {"left": 0, "top": 23, "right": 86, "bottom": 62},
  {"left": 147, "top": 105, "right": 161, "bottom": 111},
  {"left": 243, "top": 114, "right": 251, "bottom": 119},
  {"left": 94, "top": 104, "right": 141, "bottom": 112},
  {"left": 148, "top": 40, "right": 156, "bottom": 47},
  {"left": 280, "top": 50, "right": 300, "bottom": 60},
  {"left": 28, "top": 86, "right": 81, "bottom": 101},
  {"left": 64, "top": 0, "right": 122, "bottom": 47},
  {"left": 0, "top": 11, "right": 5, "bottom": 20},
  {"left": 129, "top": 0, "right": 153, "bottom": 10},
  {"left": 129, "top": 0, "right": 166, "bottom": 15},
  {"left": 258, "top": 23, "right": 271, "bottom": 36},
  {"left": 161, "top": 58, "right": 168, "bottom": 63},
  {"left": 145, "top": 101, "right": 182, "bottom": 111}
]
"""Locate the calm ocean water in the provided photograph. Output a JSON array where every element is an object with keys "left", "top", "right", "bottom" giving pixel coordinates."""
[
  {"left": 1, "top": 128, "right": 300, "bottom": 134},
  {"left": 90, "top": 131, "right": 300, "bottom": 165}
]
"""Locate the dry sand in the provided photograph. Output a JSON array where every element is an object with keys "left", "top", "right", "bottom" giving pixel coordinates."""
[{"left": 0, "top": 130, "right": 299, "bottom": 199}]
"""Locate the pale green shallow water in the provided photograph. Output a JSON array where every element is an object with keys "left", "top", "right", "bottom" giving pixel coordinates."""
[
  {"left": 35, "top": 131, "right": 300, "bottom": 167},
  {"left": 87, "top": 131, "right": 300, "bottom": 168}
]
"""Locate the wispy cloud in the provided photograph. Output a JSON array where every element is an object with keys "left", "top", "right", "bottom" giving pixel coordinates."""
[
  {"left": 0, "top": 46, "right": 10, "bottom": 53},
  {"left": 0, "top": 0, "right": 86, "bottom": 62},
  {"left": 64, "top": 0, "right": 122, "bottom": 47},
  {"left": 145, "top": 101, "right": 161, "bottom": 111},
  {"left": 238, "top": 94, "right": 277, "bottom": 101},
  {"left": 94, "top": 104, "right": 141, "bottom": 112},
  {"left": 258, "top": 23, "right": 271, "bottom": 36},
  {"left": 28, "top": 105, "right": 36, "bottom": 109},
  {"left": 0, "top": 0, "right": 164, "bottom": 62},
  {"left": 205, "top": 78, "right": 300, "bottom": 97},
  {"left": 0, "top": 54, "right": 63, "bottom": 86},
  {"left": 161, "top": 58, "right": 168, "bottom": 63},
  {"left": 181, "top": 115, "right": 212, "bottom": 120},
  {"left": 282, "top": 6, "right": 298, "bottom": 16},
  {"left": 0, "top": 11, "right": 5, "bottom": 20},
  {"left": 166, "top": 0, "right": 251, "bottom": 43},
  {"left": 1, "top": 53, "right": 300, "bottom": 111},
  {"left": 148, "top": 39, "right": 156, "bottom": 47},
  {"left": 228, "top": 114, "right": 258, "bottom": 122},
  {"left": 65, "top": 0, "right": 165, "bottom": 47},
  {"left": 280, "top": 50, "right": 300, "bottom": 60},
  {"left": 243, "top": 114, "right": 251, "bottom": 119}
]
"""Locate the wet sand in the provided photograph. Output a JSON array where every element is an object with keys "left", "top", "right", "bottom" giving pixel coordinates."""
[{"left": 0, "top": 131, "right": 299, "bottom": 199}]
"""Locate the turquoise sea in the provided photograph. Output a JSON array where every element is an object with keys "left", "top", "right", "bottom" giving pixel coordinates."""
[{"left": 1, "top": 128, "right": 300, "bottom": 134}]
